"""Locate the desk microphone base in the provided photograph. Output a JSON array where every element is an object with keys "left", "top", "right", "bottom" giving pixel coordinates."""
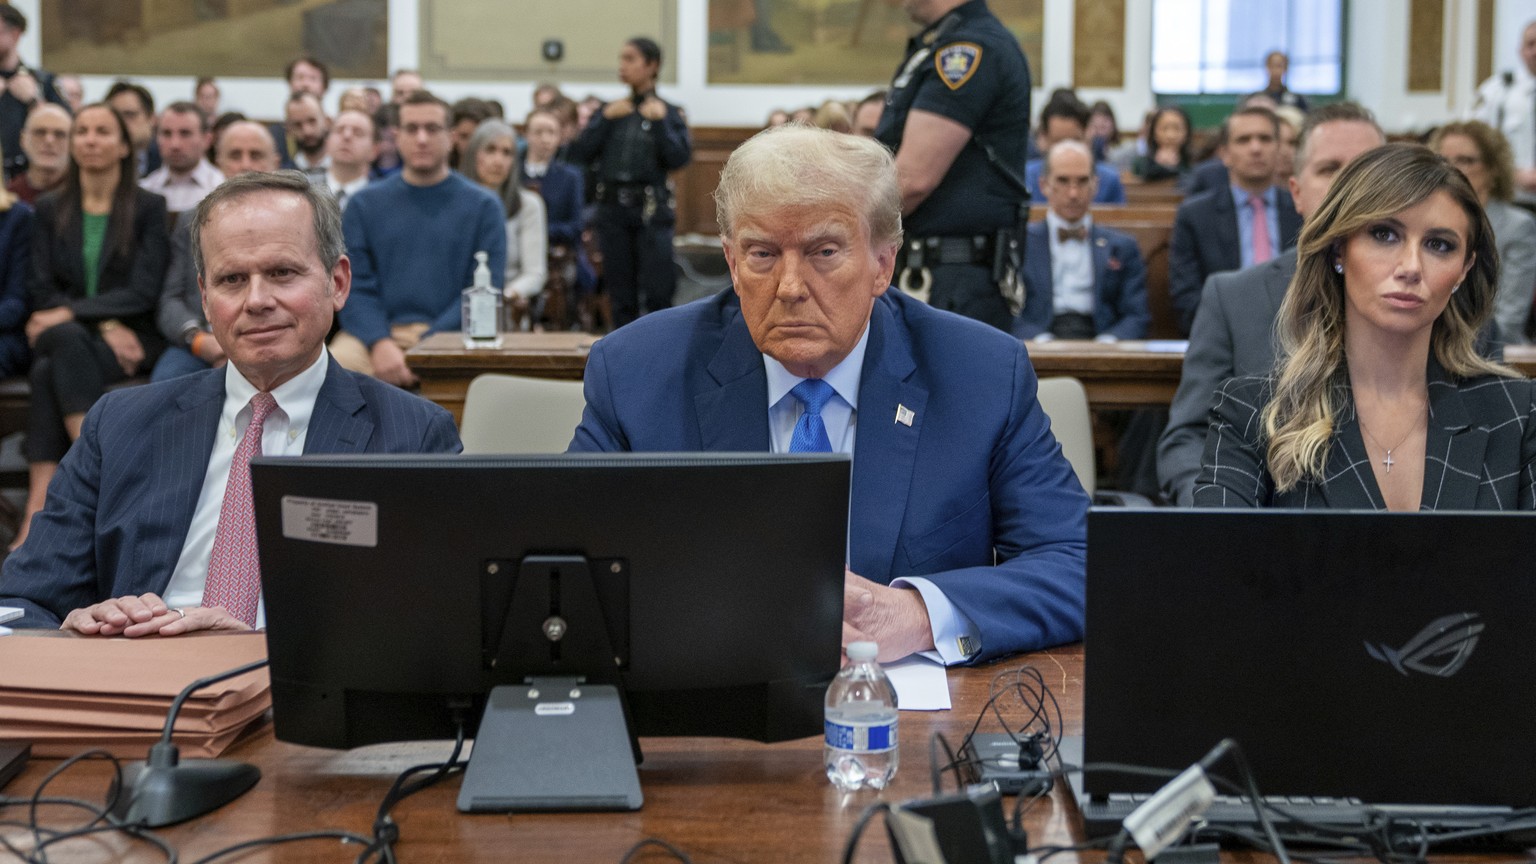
[{"left": 457, "top": 679, "right": 642, "bottom": 812}]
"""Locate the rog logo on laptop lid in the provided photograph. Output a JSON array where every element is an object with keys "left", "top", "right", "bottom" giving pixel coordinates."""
[{"left": 1365, "top": 612, "right": 1484, "bottom": 678}]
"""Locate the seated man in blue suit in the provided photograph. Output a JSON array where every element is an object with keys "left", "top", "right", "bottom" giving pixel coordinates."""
[
  {"left": 569, "top": 125, "right": 1088, "bottom": 665},
  {"left": 1024, "top": 96, "right": 1125, "bottom": 205},
  {"left": 1017, "top": 141, "right": 1149, "bottom": 341},
  {"left": 0, "top": 170, "right": 461, "bottom": 634}
]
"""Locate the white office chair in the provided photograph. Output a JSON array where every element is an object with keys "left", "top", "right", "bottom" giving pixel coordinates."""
[
  {"left": 459, "top": 374, "right": 588, "bottom": 454},
  {"left": 1034, "top": 376, "right": 1096, "bottom": 493}
]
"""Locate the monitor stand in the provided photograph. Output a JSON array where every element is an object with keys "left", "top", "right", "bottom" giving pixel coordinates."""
[{"left": 456, "top": 676, "right": 643, "bottom": 812}]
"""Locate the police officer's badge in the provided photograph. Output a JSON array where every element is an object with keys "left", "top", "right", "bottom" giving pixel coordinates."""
[{"left": 935, "top": 43, "right": 982, "bottom": 90}]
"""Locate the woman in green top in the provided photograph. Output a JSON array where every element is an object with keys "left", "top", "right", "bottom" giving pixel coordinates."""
[{"left": 16, "top": 102, "right": 169, "bottom": 547}]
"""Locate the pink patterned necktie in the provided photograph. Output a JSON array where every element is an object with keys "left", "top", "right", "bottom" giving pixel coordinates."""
[
  {"left": 1250, "top": 193, "right": 1273, "bottom": 264},
  {"left": 202, "top": 392, "right": 278, "bottom": 626}
]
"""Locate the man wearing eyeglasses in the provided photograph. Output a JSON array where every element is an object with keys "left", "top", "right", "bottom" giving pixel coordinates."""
[{"left": 330, "top": 90, "right": 506, "bottom": 387}]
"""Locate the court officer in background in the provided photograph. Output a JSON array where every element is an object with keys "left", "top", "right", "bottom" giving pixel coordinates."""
[{"left": 875, "top": 0, "right": 1032, "bottom": 331}]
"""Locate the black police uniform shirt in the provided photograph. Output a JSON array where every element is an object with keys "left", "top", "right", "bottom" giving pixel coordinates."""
[{"left": 874, "top": 0, "right": 1032, "bottom": 239}]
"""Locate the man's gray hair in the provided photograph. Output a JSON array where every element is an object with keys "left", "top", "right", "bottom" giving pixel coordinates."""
[
  {"left": 713, "top": 124, "right": 902, "bottom": 248},
  {"left": 190, "top": 169, "right": 345, "bottom": 280},
  {"left": 1043, "top": 138, "right": 1095, "bottom": 179}
]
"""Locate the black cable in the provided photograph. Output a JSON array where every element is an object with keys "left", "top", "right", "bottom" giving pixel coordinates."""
[
  {"left": 618, "top": 836, "right": 694, "bottom": 863},
  {"left": 188, "top": 829, "right": 372, "bottom": 864},
  {"left": 0, "top": 750, "right": 177, "bottom": 864},
  {"left": 156, "top": 659, "right": 269, "bottom": 746},
  {"left": 839, "top": 801, "right": 890, "bottom": 864}
]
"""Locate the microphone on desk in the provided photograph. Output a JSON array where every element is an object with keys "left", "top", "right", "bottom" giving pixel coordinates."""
[{"left": 110, "top": 658, "right": 268, "bottom": 828}]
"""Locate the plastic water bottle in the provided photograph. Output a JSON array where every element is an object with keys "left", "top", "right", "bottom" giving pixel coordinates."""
[{"left": 824, "top": 641, "right": 899, "bottom": 791}]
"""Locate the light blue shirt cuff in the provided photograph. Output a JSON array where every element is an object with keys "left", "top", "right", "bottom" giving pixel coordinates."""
[{"left": 891, "top": 576, "right": 980, "bottom": 666}]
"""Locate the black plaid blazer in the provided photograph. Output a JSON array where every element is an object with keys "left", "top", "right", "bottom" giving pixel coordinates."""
[{"left": 1193, "top": 364, "right": 1536, "bottom": 510}]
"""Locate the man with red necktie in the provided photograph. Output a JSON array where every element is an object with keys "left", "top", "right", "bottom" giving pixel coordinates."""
[{"left": 0, "top": 170, "right": 461, "bottom": 634}]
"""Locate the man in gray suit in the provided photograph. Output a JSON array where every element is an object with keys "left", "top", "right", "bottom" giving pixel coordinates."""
[{"left": 1157, "top": 103, "right": 1385, "bottom": 506}]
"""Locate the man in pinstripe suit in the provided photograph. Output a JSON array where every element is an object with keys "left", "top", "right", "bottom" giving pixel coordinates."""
[{"left": 0, "top": 171, "right": 461, "bottom": 633}]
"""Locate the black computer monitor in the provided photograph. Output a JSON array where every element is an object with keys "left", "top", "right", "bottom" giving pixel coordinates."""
[{"left": 251, "top": 452, "right": 848, "bottom": 812}]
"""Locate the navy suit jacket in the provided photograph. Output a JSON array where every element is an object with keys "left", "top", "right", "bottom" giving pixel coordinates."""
[
  {"left": 569, "top": 289, "right": 1088, "bottom": 663},
  {"left": 1169, "top": 185, "right": 1302, "bottom": 336},
  {"left": 0, "top": 357, "right": 462, "bottom": 627},
  {"left": 1016, "top": 221, "right": 1150, "bottom": 340}
]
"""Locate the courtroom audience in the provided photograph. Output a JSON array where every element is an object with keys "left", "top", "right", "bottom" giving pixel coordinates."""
[
  {"left": 520, "top": 106, "right": 595, "bottom": 308},
  {"left": 153, "top": 120, "right": 282, "bottom": 384},
  {"left": 1195, "top": 143, "right": 1535, "bottom": 510},
  {"left": 281, "top": 91, "right": 329, "bottom": 175},
  {"left": 1431, "top": 121, "right": 1536, "bottom": 344},
  {"left": 1024, "top": 96, "right": 1126, "bottom": 204},
  {"left": 0, "top": 138, "right": 32, "bottom": 378},
  {"left": 852, "top": 91, "right": 884, "bottom": 138},
  {"left": 371, "top": 103, "right": 401, "bottom": 176},
  {"left": 54, "top": 74, "right": 83, "bottom": 114},
  {"left": 8, "top": 103, "right": 70, "bottom": 205},
  {"left": 1158, "top": 102, "right": 1387, "bottom": 506},
  {"left": 812, "top": 99, "right": 852, "bottom": 134},
  {"left": 1168, "top": 105, "right": 1301, "bottom": 335},
  {"left": 390, "top": 68, "right": 423, "bottom": 105},
  {"left": 0, "top": 5, "right": 68, "bottom": 180},
  {"left": 448, "top": 97, "right": 494, "bottom": 170},
  {"left": 332, "top": 90, "right": 506, "bottom": 387},
  {"left": 1089, "top": 100, "right": 1135, "bottom": 170},
  {"left": 285, "top": 55, "right": 329, "bottom": 100},
  {"left": 1131, "top": 105, "right": 1193, "bottom": 183},
  {"left": 104, "top": 81, "right": 158, "bottom": 177},
  {"left": 1017, "top": 140, "right": 1149, "bottom": 341},
  {"left": 322, "top": 108, "right": 379, "bottom": 211},
  {"left": 138, "top": 101, "right": 224, "bottom": 214},
  {"left": 18, "top": 103, "right": 169, "bottom": 547},
  {"left": 194, "top": 76, "right": 220, "bottom": 120},
  {"left": 462, "top": 119, "right": 548, "bottom": 320},
  {"left": 1273, "top": 105, "right": 1304, "bottom": 189},
  {"left": 1251, "top": 50, "right": 1310, "bottom": 113}
]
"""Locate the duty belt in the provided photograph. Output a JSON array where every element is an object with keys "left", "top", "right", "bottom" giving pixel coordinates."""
[{"left": 897, "top": 234, "right": 1000, "bottom": 304}]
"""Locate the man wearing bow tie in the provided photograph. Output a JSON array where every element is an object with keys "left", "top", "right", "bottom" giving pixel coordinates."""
[
  {"left": 1016, "top": 140, "right": 1150, "bottom": 342},
  {"left": 568, "top": 125, "right": 1087, "bottom": 666}
]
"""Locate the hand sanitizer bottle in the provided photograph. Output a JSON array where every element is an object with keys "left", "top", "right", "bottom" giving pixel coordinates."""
[{"left": 461, "top": 251, "right": 502, "bottom": 349}]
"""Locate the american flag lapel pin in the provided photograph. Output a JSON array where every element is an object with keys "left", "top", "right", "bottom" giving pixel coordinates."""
[{"left": 895, "top": 404, "right": 915, "bottom": 426}]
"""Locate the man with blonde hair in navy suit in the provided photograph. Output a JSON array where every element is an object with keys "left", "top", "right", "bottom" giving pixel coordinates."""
[
  {"left": 0, "top": 170, "right": 460, "bottom": 634},
  {"left": 570, "top": 125, "right": 1087, "bottom": 665}
]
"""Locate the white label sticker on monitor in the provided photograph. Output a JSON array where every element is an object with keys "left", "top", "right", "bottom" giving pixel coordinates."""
[{"left": 281, "top": 496, "right": 379, "bottom": 547}]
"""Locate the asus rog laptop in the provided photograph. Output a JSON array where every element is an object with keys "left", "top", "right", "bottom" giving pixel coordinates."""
[{"left": 1069, "top": 508, "right": 1536, "bottom": 843}]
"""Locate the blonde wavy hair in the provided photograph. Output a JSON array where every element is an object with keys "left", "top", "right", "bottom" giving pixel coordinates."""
[{"left": 1264, "top": 142, "right": 1512, "bottom": 491}]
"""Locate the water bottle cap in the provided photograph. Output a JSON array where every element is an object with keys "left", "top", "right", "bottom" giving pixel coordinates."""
[{"left": 846, "top": 641, "right": 878, "bottom": 662}]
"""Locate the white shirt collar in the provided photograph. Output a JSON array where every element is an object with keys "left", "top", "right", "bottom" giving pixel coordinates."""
[
  {"left": 221, "top": 349, "right": 329, "bottom": 439},
  {"left": 763, "top": 320, "right": 872, "bottom": 412},
  {"left": 1045, "top": 210, "right": 1093, "bottom": 236}
]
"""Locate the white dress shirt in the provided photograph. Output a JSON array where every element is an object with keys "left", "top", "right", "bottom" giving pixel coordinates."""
[
  {"left": 1045, "top": 211, "right": 1096, "bottom": 316},
  {"left": 762, "top": 323, "right": 979, "bottom": 665},
  {"left": 160, "top": 351, "right": 330, "bottom": 626},
  {"left": 139, "top": 159, "right": 225, "bottom": 213},
  {"left": 326, "top": 172, "right": 371, "bottom": 211}
]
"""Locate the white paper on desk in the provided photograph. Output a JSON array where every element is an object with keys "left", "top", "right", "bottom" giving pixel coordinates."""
[
  {"left": 1141, "top": 340, "right": 1189, "bottom": 352},
  {"left": 0, "top": 607, "right": 22, "bottom": 624},
  {"left": 885, "top": 656, "right": 950, "bottom": 711}
]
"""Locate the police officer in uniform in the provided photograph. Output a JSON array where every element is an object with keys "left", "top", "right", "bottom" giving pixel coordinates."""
[
  {"left": 875, "top": 0, "right": 1032, "bottom": 331},
  {"left": 1471, "top": 19, "right": 1536, "bottom": 209},
  {"left": 569, "top": 36, "right": 691, "bottom": 329}
]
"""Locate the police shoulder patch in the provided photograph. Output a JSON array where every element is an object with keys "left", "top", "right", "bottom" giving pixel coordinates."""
[{"left": 935, "top": 42, "right": 982, "bottom": 90}]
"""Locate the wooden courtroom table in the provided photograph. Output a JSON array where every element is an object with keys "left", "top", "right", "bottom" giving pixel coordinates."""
[
  {"left": 3, "top": 646, "right": 1088, "bottom": 863},
  {"left": 409, "top": 334, "right": 1536, "bottom": 422}
]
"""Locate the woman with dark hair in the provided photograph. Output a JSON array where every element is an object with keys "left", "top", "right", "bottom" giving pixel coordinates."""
[
  {"left": 1131, "top": 106, "right": 1193, "bottom": 182},
  {"left": 18, "top": 102, "right": 169, "bottom": 546},
  {"left": 461, "top": 119, "right": 548, "bottom": 324},
  {"left": 567, "top": 36, "right": 690, "bottom": 329},
  {"left": 1195, "top": 142, "right": 1535, "bottom": 510},
  {"left": 0, "top": 136, "right": 33, "bottom": 379},
  {"left": 1431, "top": 120, "right": 1536, "bottom": 345}
]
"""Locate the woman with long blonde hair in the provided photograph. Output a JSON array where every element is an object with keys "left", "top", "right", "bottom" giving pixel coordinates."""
[{"left": 1194, "top": 142, "right": 1535, "bottom": 510}]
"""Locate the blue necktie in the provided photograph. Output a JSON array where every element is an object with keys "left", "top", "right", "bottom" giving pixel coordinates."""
[{"left": 789, "top": 379, "right": 835, "bottom": 453}]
